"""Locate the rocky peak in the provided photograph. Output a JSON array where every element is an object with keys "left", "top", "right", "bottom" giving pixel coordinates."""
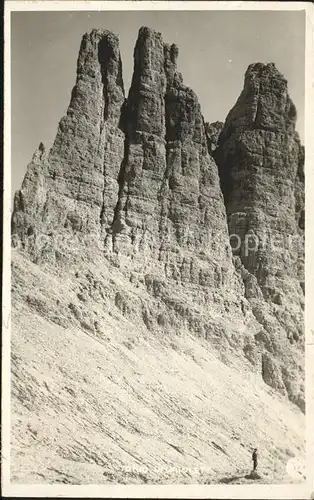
[
  {"left": 32, "top": 142, "right": 46, "bottom": 161},
  {"left": 219, "top": 62, "right": 297, "bottom": 145},
  {"left": 73, "top": 28, "right": 124, "bottom": 124},
  {"left": 205, "top": 121, "right": 224, "bottom": 153},
  {"left": 109, "top": 27, "right": 231, "bottom": 268},
  {"left": 12, "top": 28, "right": 126, "bottom": 245},
  {"left": 215, "top": 61, "right": 303, "bottom": 280},
  {"left": 164, "top": 43, "right": 182, "bottom": 87},
  {"left": 11, "top": 30, "right": 304, "bottom": 411},
  {"left": 214, "top": 62, "right": 304, "bottom": 410},
  {"left": 125, "top": 27, "right": 166, "bottom": 137}
]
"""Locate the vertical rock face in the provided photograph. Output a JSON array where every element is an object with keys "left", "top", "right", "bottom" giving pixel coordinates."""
[
  {"left": 205, "top": 121, "right": 224, "bottom": 154},
  {"left": 107, "top": 27, "right": 168, "bottom": 256},
  {"left": 215, "top": 63, "right": 304, "bottom": 291},
  {"left": 215, "top": 63, "right": 305, "bottom": 410},
  {"left": 215, "top": 62, "right": 304, "bottom": 305},
  {"left": 104, "top": 27, "right": 239, "bottom": 301},
  {"left": 12, "top": 26, "right": 242, "bottom": 316},
  {"left": 12, "top": 29, "right": 125, "bottom": 249},
  {"left": 13, "top": 27, "right": 235, "bottom": 290},
  {"left": 11, "top": 31, "right": 304, "bottom": 410}
]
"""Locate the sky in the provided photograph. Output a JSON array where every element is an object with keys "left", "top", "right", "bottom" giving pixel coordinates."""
[{"left": 11, "top": 9, "right": 305, "bottom": 195}]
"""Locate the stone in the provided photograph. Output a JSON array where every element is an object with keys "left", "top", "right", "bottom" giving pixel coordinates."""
[
  {"left": 205, "top": 121, "right": 224, "bottom": 154},
  {"left": 12, "top": 29, "right": 125, "bottom": 251},
  {"left": 261, "top": 352, "right": 287, "bottom": 395},
  {"left": 11, "top": 30, "right": 304, "bottom": 411},
  {"left": 215, "top": 62, "right": 304, "bottom": 410},
  {"left": 215, "top": 63, "right": 304, "bottom": 298}
]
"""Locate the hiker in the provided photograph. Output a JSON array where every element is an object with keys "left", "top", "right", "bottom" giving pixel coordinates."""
[{"left": 252, "top": 448, "right": 258, "bottom": 471}]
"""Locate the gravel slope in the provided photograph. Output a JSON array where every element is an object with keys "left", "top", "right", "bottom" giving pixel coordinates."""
[{"left": 11, "top": 251, "right": 305, "bottom": 485}]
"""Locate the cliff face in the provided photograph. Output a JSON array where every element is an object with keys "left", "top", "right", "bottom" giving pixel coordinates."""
[
  {"left": 12, "top": 28, "right": 238, "bottom": 291},
  {"left": 109, "top": 28, "right": 241, "bottom": 300},
  {"left": 215, "top": 63, "right": 304, "bottom": 409},
  {"left": 11, "top": 29, "right": 304, "bottom": 412},
  {"left": 215, "top": 63, "right": 304, "bottom": 293},
  {"left": 205, "top": 121, "right": 224, "bottom": 154},
  {"left": 12, "top": 29, "right": 125, "bottom": 245}
]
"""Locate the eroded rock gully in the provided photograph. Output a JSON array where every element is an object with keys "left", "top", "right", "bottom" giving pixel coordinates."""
[{"left": 12, "top": 28, "right": 304, "bottom": 411}]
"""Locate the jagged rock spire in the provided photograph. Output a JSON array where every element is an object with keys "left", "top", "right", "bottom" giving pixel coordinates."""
[
  {"left": 215, "top": 62, "right": 304, "bottom": 410},
  {"left": 215, "top": 62, "right": 304, "bottom": 292},
  {"left": 12, "top": 29, "right": 126, "bottom": 246},
  {"left": 11, "top": 31, "right": 304, "bottom": 411}
]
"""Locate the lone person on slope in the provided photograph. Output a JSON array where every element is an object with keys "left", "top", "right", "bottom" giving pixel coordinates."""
[{"left": 252, "top": 448, "right": 258, "bottom": 471}]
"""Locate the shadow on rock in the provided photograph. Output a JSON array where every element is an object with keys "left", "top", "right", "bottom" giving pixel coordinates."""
[
  {"left": 218, "top": 475, "right": 244, "bottom": 484},
  {"left": 218, "top": 470, "right": 262, "bottom": 484},
  {"left": 245, "top": 470, "right": 262, "bottom": 480}
]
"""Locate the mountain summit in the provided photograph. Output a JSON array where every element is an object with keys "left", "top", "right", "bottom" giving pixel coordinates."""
[{"left": 11, "top": 27, "right": 305, "bottom": 484}]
